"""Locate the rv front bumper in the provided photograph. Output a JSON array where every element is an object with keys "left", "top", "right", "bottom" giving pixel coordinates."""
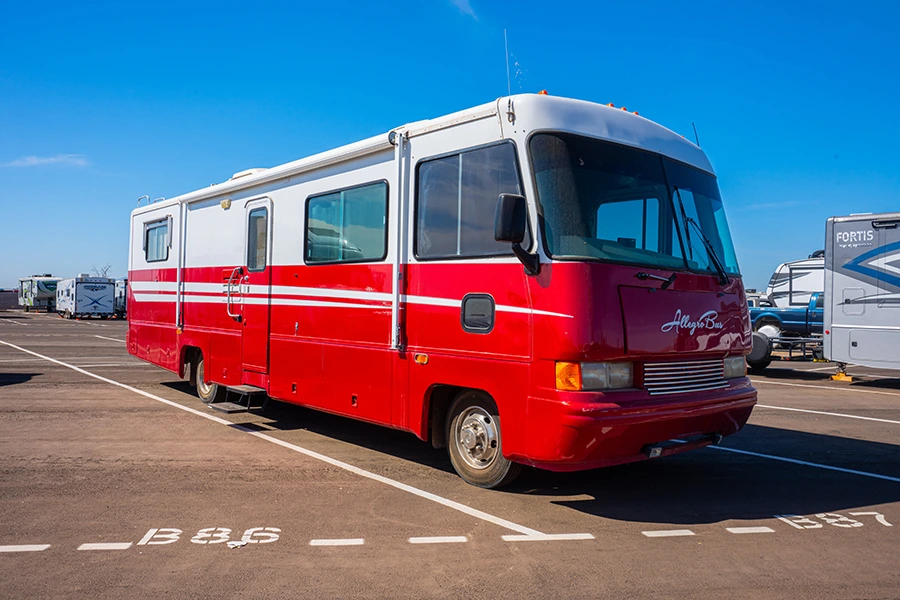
[{"left": 515, "top": 378, "right": 757, "bottom": 472}]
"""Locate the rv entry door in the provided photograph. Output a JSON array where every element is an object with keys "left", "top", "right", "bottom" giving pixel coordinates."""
[{"left": 241, "top": 200, "right": 272, "bottom": 374}]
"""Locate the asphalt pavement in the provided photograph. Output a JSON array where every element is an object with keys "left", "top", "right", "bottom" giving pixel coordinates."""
[{"left": 1, "top": 311, "right": 898, "bottom": 599}]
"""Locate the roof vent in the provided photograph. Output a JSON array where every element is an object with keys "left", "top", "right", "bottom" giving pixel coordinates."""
[{"left": 230, "top": 168, "right": 267, "bottom": 181}]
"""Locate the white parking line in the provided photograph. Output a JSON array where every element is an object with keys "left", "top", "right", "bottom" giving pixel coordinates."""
[
  {"left": 726, "top": 526, "right": 775, "bottom": 534},
  {"left": 749, "top": 379, "right": 900, "bottom": 398},
  {"left": 641, "top": 530, "right": 695, "bottom": 538},
  {"left": 408, "top": 536, "right": 468, "bottom": 544},
  {"left": 94, "top": 335, "right": 126, "bottom": 343},
  {"left": 0, "top": 544, "right": 50, "bottom": 552},
  {"left": 501, "top": 533, "right": 595, "bottom": 542},
  {"left": 756, "top": 404, "right": 900, "bottom": 425},
  {"left": 77, "top": 542, "right": 133, "bottom": 550},
  {"left": 309, "top": 538, "right": 364, "bottom": 546},
  {"left": 0, "top": 339, "right": 575, "bottom": 539},
  {"left": 710, "top": 446, "right": 900, "bottom": 484},
  {"left": 78, "top": 364, "right": 149, "bottom": 368}
]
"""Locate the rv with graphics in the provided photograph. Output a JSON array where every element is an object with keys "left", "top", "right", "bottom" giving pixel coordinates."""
[
  {"left": 824, "top": 212, "right": 900, "bottom": 370},
  {"left": 127, "top": 94, "right": 756, "bottom": 488},
  {"left": 764, "top": 252, "right": 824, "bottom": 308},
  {"left": 17, "top": 275, "right": 62, "bottom": 312},
  {"left": 56, "top": 275, "right": 116, "bottom": 319}
]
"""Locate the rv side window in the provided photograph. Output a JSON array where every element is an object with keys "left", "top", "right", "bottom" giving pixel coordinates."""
[
  {"left": 247, "top": 207, "right": 268, "bottom": 271},
  {"left": 145, "top": 220, "right": 169, "bottom": 262},
  {"left": 415, "top": 142, "right": 525, "bottom": 260},
  {"left": 305, "top": 181, "right": 388, "bottom": 265}
]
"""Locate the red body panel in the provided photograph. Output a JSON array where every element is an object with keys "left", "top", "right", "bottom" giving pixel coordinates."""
[{"left": 128, "top": 259, "right": 757, "bottom": 472}]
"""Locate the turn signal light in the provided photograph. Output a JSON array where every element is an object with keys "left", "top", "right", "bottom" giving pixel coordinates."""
[{"left": 555, "top": 362, "right": 582, "bottom": 391}]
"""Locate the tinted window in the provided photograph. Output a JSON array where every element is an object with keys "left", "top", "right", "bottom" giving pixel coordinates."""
[
  {"left": 306, "top": 181, "right": 387, "bottom": 264},
  {"left": 416, "top": 143, "right": 523, "bottom": 259},
  {"left": 596, "top": 198, "right": 660, "bottom": 252},
  {"left": 145, "top": 220, "right": 169, "bottom": 262},
  {"left": 247, "top": 207, "right": 268, "bottom": 271}
]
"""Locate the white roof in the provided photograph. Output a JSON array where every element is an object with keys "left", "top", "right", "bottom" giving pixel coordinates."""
[{"left": 134, "top": 94, "right": 714, "bottom": 216}]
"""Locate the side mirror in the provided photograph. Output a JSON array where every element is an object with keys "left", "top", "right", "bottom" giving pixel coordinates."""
[
  {"left": 494, "top": 193, "right": 540, "bottom": 275},
  {"left": 494, "top": 193, "right": 527, "bottom": 243}
]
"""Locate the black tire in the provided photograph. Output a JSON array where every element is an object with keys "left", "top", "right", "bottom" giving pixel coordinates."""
[
  {"left": 446, "top": 390, "right": 523, "bottom": 489},
  {"left": 747, "top": 359, "right": 771, "bottom": 374},
  {"left": 195, "top": 356, "right": 225, "bottom": 404}
]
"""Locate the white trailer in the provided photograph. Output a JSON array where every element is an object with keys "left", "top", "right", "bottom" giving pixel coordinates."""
[
  {"left": 114, "top": 278, "right": 128, "bottom": 318},
  {"left": 764, "top": 252, "right": 824, "bottom": 307},
  {"left": 56, "top": 275, "right": 116, "bottom": 319},
  {"left": 824, "top": 212, "right": 900, "bottom": 370},
  {"left": 17, "top": 275, "right": 62, "bottom": 312}
]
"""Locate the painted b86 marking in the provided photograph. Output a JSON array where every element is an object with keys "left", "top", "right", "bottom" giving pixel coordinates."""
[
  {"left": 775, "top": 512, "right": 893, "bottom": 530},
  {"left": 137, "top": 527, "right": 281, "bottom": 546}
]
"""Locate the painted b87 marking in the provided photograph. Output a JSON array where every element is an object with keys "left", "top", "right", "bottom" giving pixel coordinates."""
[{"left": 775, "top": 512, "right": 893, "bottom": 530}]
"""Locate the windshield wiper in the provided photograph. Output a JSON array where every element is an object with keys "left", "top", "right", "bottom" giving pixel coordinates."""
[
  {"left": 673, "top": 187, "right": 730, "bottom": 286},
  {"left": 636, "top": 271, "right": 677, "bottom": 290},
  {"left": 674, "top": 187, "right": 693, "bottom": 260}
]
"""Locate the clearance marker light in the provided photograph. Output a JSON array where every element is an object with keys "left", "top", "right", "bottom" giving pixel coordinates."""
[
  {"left": 414, "top": 353, "right": 429, "bottom": 365},
  {"left": 538, "top": 90, "right": 549, "bottom": 95}
]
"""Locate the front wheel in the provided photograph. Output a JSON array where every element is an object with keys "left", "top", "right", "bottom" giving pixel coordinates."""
[
  {"left": 195, "top": 356, "right": 225, "bottom": 404},
  {"left": 446, "top": 391, "right": 523, "bottom": 489}
]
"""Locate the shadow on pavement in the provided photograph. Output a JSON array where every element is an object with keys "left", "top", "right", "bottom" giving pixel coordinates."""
[
  {"left": 0, "top": 373, "right": 36, "bottom": 387},
  {"left": 513, "top": 423, "right": 900, "bottom": 524},
  {"left": 159, "top": 378, "right": 899, "bottom": 521},
  {"left": 159, "top": 381, "right": 454, "bottom": 473}
]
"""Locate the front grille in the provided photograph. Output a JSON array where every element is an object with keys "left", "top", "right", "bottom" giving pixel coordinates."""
[{"left": 643, "top": 359, "right": 728, "bottom": 396}]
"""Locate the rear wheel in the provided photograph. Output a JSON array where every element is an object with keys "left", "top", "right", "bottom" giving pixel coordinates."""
[
  {"left": 195, "top": 356, "right": 225, "bottom": 404},
  {"left": 446, "top": 391, "right": 522, "bottom": 489}
]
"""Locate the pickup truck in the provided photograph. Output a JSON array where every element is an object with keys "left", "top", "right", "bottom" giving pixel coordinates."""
[{"left": 750, "top": 292, "right": 823, "bottom": 338}]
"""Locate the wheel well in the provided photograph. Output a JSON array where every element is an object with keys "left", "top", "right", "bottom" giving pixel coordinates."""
[
  {"left": 755, "top": 317, "right": 781, "bottom": 330},
  {"left": 180, "top": 346, "right": 202, "bottom": 383},
  {"left": 428, "top": 385, "right": 498, "bottom": 449}
]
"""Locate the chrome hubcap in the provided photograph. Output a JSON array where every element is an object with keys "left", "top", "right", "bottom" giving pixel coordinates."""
[
  {"left": 197, "top": 364, "right": 212, "bottom": 396},
  {"left": 454, "top": 407, "right": 499, "bottom": 470}
]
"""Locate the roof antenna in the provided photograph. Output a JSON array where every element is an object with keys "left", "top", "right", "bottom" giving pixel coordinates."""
[
  {"left": 504, "top": 29, "right": 515, "bottom": 123},
  {"left": 692, "top": 122, "right": 701, "bottom": 147},
  {"left": 504, "top": 29, "right": 511, "bottom": 97}
]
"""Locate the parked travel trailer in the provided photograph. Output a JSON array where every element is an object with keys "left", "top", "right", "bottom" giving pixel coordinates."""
[
  {"left": 764, "top": 251, "right": 824, "bottom": 308},
  {"left": 128, "top": 94, "right": 756, "bottom": 488},
  {"left": 824, "top": 212, "right": 900, "bottom": 370},
  {"left": 115, "top": 278, "right": 128, "bottom": 318},
  {"left": 17, "top": 275, "right": 62, "bottom": 312},
  {"left": 56, "top": 275, "right": 116, "bottom": 319}
]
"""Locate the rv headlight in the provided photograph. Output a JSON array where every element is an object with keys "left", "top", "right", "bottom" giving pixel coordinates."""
[
  {"left": 724, "top": 356, "right": 747, "bottom": 379},
  {"left": 556, "top": 361, "right": 632, "bottom": 391}
]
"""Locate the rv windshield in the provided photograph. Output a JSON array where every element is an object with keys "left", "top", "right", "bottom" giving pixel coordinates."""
[{"left": 530, "top": 132, "right": 740, "bottom": 276}]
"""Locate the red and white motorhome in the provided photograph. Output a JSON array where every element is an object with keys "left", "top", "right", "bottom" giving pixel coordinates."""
[{"left": 128, "top": 94, "right": 756, "bottom": 488}]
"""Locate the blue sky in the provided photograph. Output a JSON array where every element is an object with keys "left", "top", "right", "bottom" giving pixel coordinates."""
[{"left": 1, "top": 0, "right": 898, "bottom": 290}]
